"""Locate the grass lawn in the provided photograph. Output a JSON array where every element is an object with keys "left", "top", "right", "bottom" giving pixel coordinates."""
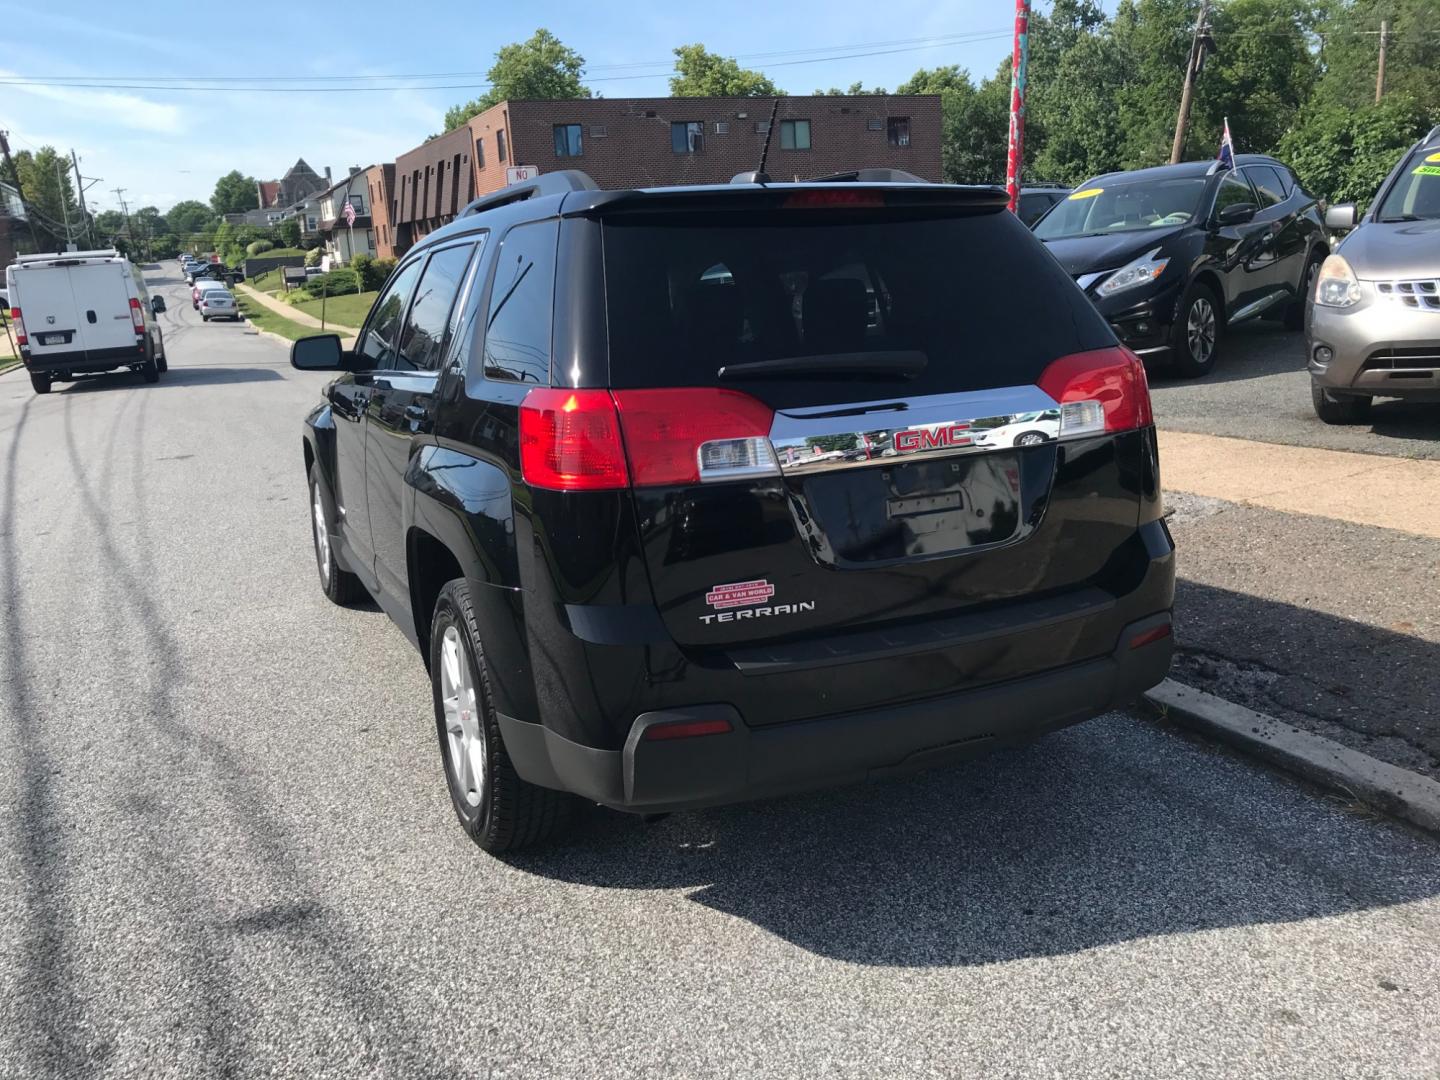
[
  {"left": 290, "top": 290, "right": 378, "bottom": 329},
  {"left": 250, "top": 269, "right": 286, "bottom": 294},
  {"left": 235, "top": 294, "right": 314, "bottom": 342}
]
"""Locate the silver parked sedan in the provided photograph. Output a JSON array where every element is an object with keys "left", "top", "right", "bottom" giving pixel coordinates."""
[{"left": 1308, "top": 125, "right": 1440, "bottom": 423}]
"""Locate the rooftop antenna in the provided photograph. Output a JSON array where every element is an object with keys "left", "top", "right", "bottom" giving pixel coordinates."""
[{"left": 753, "top": 97, "right": 782, "bottom": 185}]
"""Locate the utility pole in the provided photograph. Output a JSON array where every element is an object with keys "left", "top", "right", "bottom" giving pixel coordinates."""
[
  {"left": 0, "top": 129, "right": 44, "bottom": 251},
  {"left": 1375, "top": 20, "right": 1389, "bottom": 103},
  {"left": 71, "top": 150, "right": 97, "bottom": 249},
  {"left": 1170, "top": 0, "right": 1213, "bottom": 164},
  {"left": 112, "top": 187, "right": 132, "bottom": 255},
  {"left": 54, "top": 157, "right": 73, "bottom": 249},
  {"left": 1004, "top": 0, "right": 1032, "bottom": 214}
]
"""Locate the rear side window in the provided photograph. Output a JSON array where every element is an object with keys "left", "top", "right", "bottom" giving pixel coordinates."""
[
  {"left": 1213, "top": 172, "right": 1257, "bottom": 217},
  {"left": 1245, "top": 166, "right": 1285, "bottom": 208},
  {"left": 358, "top": 258, "right": 423, "bottom": 369},
  {"left": 601, "top": 210, "right": 1112, "bottom": 404},
  {"left": 395, "top": 243, "right": 476, "bottom": 371},
  {"left": 482, "top": 221, "right": 558, "bottom": 384}
]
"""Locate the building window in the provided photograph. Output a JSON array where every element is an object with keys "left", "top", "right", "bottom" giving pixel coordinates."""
[
  {"left": 887, "top": 117, "right": 911, "bottom": 147},
  {"left": 714, "top": 121, "right": 730, "bottom": 135},
  {"left": 307, "top": 216, "right": 317, "bottom": 231},
  {"left": 475, "top": 137, "right": 485, "bottom": 168},
  {"left": 671, "top": 121, "right": 704, "bottom": 154},
  {"left": 553, "top": 124, "right": 583, "bottom": 158},
  {"left": 780, "top": 119, "right": 811, "bottom": 151},
  {"left": 350, "top": 194, "right": 364, "bottom": 211},
  {"left": 867, "top": 118, "right": 884, "bottom": 131},
  {"left": 497, "top": 130, "right": 508, "bottom": 162},
  {"left": 590, "top": 124, "right": 608, "bottom": 138}
]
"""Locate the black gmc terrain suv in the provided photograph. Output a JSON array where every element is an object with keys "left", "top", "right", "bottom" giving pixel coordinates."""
[{"left": 293, "top": 169, "right": 1175, "bottom": 852}]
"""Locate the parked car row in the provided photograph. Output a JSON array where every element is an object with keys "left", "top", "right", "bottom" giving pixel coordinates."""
[
  {"left": 181, "top": 254, "right": 242, "bottom": 286},
  {"left": 191, "top": 278, "right": 240, "bottom": 321}
]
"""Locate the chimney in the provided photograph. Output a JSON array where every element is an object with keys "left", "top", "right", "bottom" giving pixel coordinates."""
[
  {"left": 349, "top": 165, "right": 361, "bottom": 177},
  {"left": 324, "top": 166, "right": 332, "bottom": 184}
]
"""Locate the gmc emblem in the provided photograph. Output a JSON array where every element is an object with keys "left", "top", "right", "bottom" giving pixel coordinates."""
[{"left": 893, "top": 424, "right": 972, "bottom": 453}]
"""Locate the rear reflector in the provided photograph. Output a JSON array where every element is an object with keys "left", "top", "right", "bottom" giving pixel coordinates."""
[
  {"left": 1129, "top": 623, "right": 1173, "bottom": 650},
  {"left": 612, "top": 388, "right": 776, "bottom": 487},
  {"left": 642, "top": 717, "right": 734, "bottom": 741},
  {"left": 783, "top": 190, "right": 885, "bottom": 209},
  {"left": 518, "top": 389, "right": 630, "bottom": 491},
  {"left": 1037, "top": 347, "right": 1153, "bottom": 436},
  {"left": 9, "top": 308, "right": 26, "bottom": 347}
]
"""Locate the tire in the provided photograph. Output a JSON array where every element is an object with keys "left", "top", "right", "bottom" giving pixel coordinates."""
[
  {"left": 308, "top": 464, "right": 366, "bottom": 605},
  {"left": 1013, "top": 431, "right": 1050, "bottom": 447},
  {"left": 1284, "top": 253, "right": 1323, "bottom": 331},
  {"left": 156, "top": 353, "right": 168, "bottom": 373},
  {"left": 139, "top": 346, "right": 160, "bottom": 384},
  {"left": 1169, "top": 282, "right": 1222, "bottom": 378},
  {"left": 30, "top": 372, "right": 52, "bottom": 395},
  {"left": 1311, "top": 382, "right": 1372, "bottom": 425},
  {"left": 430, "top": 578, "right": 576, "bottom": 853},
  {"left": 201, "top": 314, "right": 209, "bottom": 322}
]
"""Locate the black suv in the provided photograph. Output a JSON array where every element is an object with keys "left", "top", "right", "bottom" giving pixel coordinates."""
[
  {"left": 1033, "top": 156, "right": 1328, "bottom": 377},
  {"left": 293, "top": 170, "right": 1175, "bottom": 852}
]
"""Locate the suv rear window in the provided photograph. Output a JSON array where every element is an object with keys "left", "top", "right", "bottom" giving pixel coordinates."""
[{"left": 601, "top": 210, "right": 1112, "bottom": 404}]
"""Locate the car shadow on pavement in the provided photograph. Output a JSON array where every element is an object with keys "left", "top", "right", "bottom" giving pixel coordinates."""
[
  {"left": 506, "top": 709, "right": 1439, "bottom": 967},
  {"left": 56, "top": 367, "right": 286, "bottom": 392},
  {"left": 1148, "top": 320, "right": 1306, "bottom": 389}
]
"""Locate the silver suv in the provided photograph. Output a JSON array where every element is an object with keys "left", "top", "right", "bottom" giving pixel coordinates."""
[{"left": 1308, "top": 125, "right": 1440, "bottom": 423}]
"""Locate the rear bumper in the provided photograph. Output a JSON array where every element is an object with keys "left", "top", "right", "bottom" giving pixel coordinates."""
[
  {"left": 22, "top": 344, "right": 147, "bottom": 374},
  {"left": 501, "top": 612, "right": 1173, "bottom": 813}
]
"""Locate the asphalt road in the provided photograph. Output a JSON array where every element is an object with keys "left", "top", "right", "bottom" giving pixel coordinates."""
[
  {"left": 1149, "top": 318, "right": 1440, "bottom": 460},
  {"left": 2, "top": 269, "right": 1439, "bottom": 1079}
]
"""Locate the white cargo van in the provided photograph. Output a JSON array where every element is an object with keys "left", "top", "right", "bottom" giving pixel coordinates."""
[{"left": 5, "top": 250, "right": 168, "bottom": 395}]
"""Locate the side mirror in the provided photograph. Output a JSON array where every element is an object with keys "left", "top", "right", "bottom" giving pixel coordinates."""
[
  {"left": 151, "top": 296, "right": 166, "bottom": 314},
  {"left": 291, "top": 333, "right": 348, "bottom": 371},
  {"left": 1217, "top": 202, "right": 1258, "bottom": 227},
  {"left": 1325, "top": 203, "right": 1359, "bottom": 231}
]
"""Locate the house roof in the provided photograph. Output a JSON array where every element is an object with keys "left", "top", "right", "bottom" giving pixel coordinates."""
[
  {"left": 257, "top": 180, "right": 282, "bottom": 207},
  {"left": 283, "top": 158, "right": 320, "bottom": 181}
]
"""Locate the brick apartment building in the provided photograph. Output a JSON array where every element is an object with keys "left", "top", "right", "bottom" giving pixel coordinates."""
[
  {"left": 364, "top": 163, "right": 398, "bottom": 260},
  {"left": 388, "top": 94, "right": 941, "bottom": 256}
]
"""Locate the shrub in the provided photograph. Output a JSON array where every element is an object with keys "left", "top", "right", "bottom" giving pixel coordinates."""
[
  {"left": 304, "top": 247, "right": 324, "bottom": 267},
  {"left": 246, "top": 239, "right": 275, "bottom": 257},
  {"left": 350, "top": 253, "right": 395, "bottom": 292},
  {"left": 301, "top": 267, "right": 362, "bottom": 297}
]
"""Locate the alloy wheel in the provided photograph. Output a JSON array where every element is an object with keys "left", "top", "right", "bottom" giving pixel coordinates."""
[
  {"left": 440, "top": 626, "right": 486, "bottom": 809},
  {"left": 312, "top": 485, "right": 330, "bottom": 583},
  {"left": 1187, "top": 298, "right": 1217, "bottom": 366}
]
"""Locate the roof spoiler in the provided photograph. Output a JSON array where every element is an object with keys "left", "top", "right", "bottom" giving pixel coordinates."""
[
  {"left": 730, "top": 168, "right": 930, "bottom": 185},
  {"left": 459, "top": 169, "right": 598, "bottom": 218}
]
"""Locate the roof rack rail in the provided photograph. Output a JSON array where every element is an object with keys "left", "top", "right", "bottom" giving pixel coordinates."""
[
  {"left": 1425, "top": 124, "right": 1440, "bottom": 145},
  {"left": 459, "top": 169, "right": 598, "bottom": 218},
  {"left": 808, "top": 168, "right": 929, "bottom": 184}
]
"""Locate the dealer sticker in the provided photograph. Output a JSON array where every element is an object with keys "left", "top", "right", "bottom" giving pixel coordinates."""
[
  {"left": 1412, "top": 165, "right": 1440, "bottom": 177},
  {"left": 705, "top": 579, "right": 776, "bottom": 610},
  {"left": 1069, "top": 187, "right": 1104, "bottom": 200}
]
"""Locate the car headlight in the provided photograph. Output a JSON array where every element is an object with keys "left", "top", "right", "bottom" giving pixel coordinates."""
[
  {"left": 1315, "top": 254, "right": 1362, "bottom": 308},
  {"left": 1096, "top": 250, "right": 1170, "bottom": 298}
]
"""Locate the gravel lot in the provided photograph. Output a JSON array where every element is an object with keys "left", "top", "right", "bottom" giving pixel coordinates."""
[{"left": 1, "top": 270, "right": 1437, "bottom": 1079}]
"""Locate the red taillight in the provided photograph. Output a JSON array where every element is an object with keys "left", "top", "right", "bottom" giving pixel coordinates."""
[
  {"left": 642, "top": 717, "right": 734, "bottom": 741},
  {"left": 1129, "top": 622, "right": 1173, "bottom": 650},
  {"left": 612, "top": 388, "right": 775, "bottom": 487},
  {"left": 783, "top": 190, "right": 885, "bottom": 209},
  {"left": 128, "top": 296, "right": 145, "bottom": 335},
  {"left": 518, "top": 389, "right": 629, "bottom": 491},
  {"left": 9, "top": 307, "right": 26, "bottom": 347},
  {"left": 1037, "top": 346, "right": 1153, "bottom": 435}
]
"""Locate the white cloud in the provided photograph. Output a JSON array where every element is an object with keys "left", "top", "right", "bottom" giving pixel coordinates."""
[{"left": 0, "top": 71, "right": 185, "bottom": 135}]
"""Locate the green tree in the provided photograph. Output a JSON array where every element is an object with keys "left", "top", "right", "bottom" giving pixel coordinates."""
[
  {"left": 1311, "top": 0, "right": 1440, "bottom": 117},
  {"left": 92, "top": 209, "right": 127, "bottom": 245},
  {"left": 443, "top": 29, "right": 590, "bottom": 131},
  {"left": 814, "top": 81, "right": 888, "bottom": 95},
  {"left": 670, "top": 44, "right": 781, "bottom": 97},
  {"left": 210, "top": 170, "right": 259, "bottom": 215},
  {"left": 3, "top": 146, "right": 82, "bottom": 250},
  {"left": 897, "top": 65, "right": 1008, "bottom": 183},
  {"left": 167, "top": 199, "right": 215, "bottom": 242},
  {"left": 277, "top": 218, "right": 301, "bottom": 249},
  {"left": 1277, "top": 92, "right": 1429, "bottom": 205}
]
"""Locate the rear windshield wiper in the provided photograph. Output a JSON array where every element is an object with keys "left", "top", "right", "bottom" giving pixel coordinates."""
[{"left": 717, "top": 351, "right": 927, "bottom": 380}]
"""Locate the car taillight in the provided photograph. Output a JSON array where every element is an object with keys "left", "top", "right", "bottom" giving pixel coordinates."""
[
  {"left": 128, "top": 297, "right": 145, "bottom": 335},
  {"left": 1037, "top": 347, "right": 1153, "bottom": 438},
  {"left": 612, "top": 388, "right": 776, "bottom": 486},
  {"left": 518, "top": 387, "right": 778, "bottom": 491},
  {"left": 519, "top": 389, "right": 630, "bottom": 491},
  {"left": 9, "top": 307, "right": 26, "bottom": 347},
  {"left": 783, "top": 190, "right": 885, "bottom": 209}
]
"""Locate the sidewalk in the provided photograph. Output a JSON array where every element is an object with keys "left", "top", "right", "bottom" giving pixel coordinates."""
[
  {"left": 235, "top": 284, "right": 357, "bottom": 347},
  {"left": 1159, "top": 430, "right": 1440, "bottom": 540}
]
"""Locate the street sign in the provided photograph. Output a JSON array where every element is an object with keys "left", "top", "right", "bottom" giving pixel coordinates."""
[{"left": 505, "top": 166, "right": 539, "bottom": 186}]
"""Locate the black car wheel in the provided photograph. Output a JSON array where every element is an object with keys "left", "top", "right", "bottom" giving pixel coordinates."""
[
  {"left": 1284, "top": 253, "right": 1323, "bottom": 331},
  {"left": 29, "top": 372, "right": 52, "bottom": 395},
  {"left": 1311, "top": 383, "right": 1372, "bottom": 425},
  {"left": 308, "top": 464, "right": 366, "bottom": 605},
  {"left": 1170, "top": 283, "right": 1221, "bottom": 378},
  {"left": 430, "top": 578, "right": 576, "bottom": 853}
]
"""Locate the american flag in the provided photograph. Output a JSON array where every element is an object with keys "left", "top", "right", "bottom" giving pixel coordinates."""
[
  {"left": 1216, "top": 118, "right": 1235, "bottom": 171},
  {"left": 343, "top": 201, "right": 356, "bottom": 227}
]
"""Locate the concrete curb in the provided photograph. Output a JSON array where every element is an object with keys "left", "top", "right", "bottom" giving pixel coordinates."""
[{"left": 1144, "top": 678, "right": 1440, "bottom": 835}]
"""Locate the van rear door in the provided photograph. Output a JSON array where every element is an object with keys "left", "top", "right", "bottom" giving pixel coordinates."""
[{"left": 18, "top": 260, "right": 133, "bottom": 360}]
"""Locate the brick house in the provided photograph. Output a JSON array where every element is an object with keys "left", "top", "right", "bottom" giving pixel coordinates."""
[
  {"left": 363, "top": 163, "right": 398, "bottom": 260},
  {"left": 388, "top": 94, "right": 941, "bottom": 257}
]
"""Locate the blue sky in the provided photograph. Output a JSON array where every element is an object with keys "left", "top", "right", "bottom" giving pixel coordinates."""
[{"left": 3, "top": 0, "right": 1030, "bottom": 215}]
